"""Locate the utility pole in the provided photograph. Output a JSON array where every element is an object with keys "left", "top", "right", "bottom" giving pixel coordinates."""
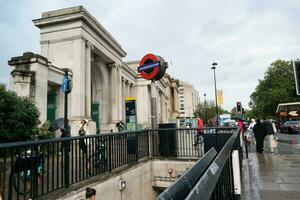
[{"left": 211, "top": 62, "right": 219, "bottom": 127}]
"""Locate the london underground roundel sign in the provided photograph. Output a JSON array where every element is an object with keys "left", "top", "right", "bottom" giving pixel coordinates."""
[{"left": 138, "top": 53, "right": 167, "bottom": 81}]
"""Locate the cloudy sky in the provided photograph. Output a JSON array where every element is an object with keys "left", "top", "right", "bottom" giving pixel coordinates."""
[{"left": 1, "top": 0, "right": 300, "bottom": 110}]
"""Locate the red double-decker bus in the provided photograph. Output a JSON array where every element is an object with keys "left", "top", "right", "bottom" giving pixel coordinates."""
[{"left": 276, "top": 102, "right": 300, "bottom": 130}]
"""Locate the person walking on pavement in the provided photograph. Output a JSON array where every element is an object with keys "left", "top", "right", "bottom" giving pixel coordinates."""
[
  {"left": 253, "top": 119, "right": 265, "bottom": 153},
  {"left": 78, "top": 119, "right": 88, "bottom": 154},
  {"left": 263, "top": 118, "right": 275, "bottom": 152}
]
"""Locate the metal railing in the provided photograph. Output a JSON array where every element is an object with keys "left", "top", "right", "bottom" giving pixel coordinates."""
[
  {"left": 0, "top": 127, "right": 237, "bottom": 200},
  {"left": 157, "top": 148, "right": 218, "bottom": 200},
  {"left": 157, "top": 128, "right": 241, "bottom": 200}
]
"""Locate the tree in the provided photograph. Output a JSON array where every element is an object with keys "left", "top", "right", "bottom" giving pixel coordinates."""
[
  {"left": 249, "top": 60, "right": 298, "bottom": 118},
  {"left": 0, "top": 85, "right": 40, "bottom": 141},
  {"left": 194, "top": 100, "right": 229, "bottom": 123}
]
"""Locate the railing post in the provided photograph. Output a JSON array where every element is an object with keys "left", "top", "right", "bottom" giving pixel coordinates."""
[
  {"left": 108, "top": 135, "right": 112, "bottom": 172},
  {"left": 64, "top": 138, "right": 70, "bottom": 188},
  {"left": 148, "top": 130, "right": 152, "bottom": 159},
  {"left": 135, "top": 133, "right": 139, "bottom": 162}
]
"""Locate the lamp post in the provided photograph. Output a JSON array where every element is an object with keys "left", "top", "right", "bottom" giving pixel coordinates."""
[
  {"left": 211, "top": 62, "right": 218, "bottom": 127},
  {"left": 204, "top": 93, "right": 207, "bottom": 125}
]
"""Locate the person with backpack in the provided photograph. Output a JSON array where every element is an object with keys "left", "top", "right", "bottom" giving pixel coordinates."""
[
  {"left": 263, "top": 118, "right": 275, "bottom": 153},
  {"left": 253, "top": 119, "right": 265, "bottom": 153}
]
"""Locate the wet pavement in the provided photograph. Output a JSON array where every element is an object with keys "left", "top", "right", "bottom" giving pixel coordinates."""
[{"left": 242, "top": 133, "right": 300, "bottom": 200}]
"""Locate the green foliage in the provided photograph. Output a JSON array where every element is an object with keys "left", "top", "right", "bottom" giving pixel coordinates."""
[
  {"left": 0, "top": 86, "right": 40, "bottom": 141},
  {"left": 32, "top": 121, "right": 55, "bottom": 140},
  {"left": 194, "top": 100, "right": 229, "bottom": 122},
  {"left": 249, "top": 60, "right": 298, "bottom": 118}
]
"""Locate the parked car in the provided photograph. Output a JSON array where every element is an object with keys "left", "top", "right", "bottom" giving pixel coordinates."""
[{"left": 280, "top": 121, "right": 300, "bottom": 134}]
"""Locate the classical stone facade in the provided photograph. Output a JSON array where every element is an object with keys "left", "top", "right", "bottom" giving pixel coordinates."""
[{"left": 8, "top": 6, "right": 183, "bottom": 135}]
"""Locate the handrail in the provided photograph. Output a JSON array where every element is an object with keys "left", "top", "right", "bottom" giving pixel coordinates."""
[
  {"left": 185, "top": 128, "right": 240, "bottom": 200},
  {"left": 0, "top": 127, "right": 236, "bottom": 148},
  {"left": 0, "top": 130, "right": 149, "bottom": 148},
  {"left": 157, "top": 148, "right": 218, "bottom": 200}
]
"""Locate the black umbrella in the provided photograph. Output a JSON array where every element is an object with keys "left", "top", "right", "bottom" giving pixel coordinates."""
[{"left": 49, "top": 118, "right": 68, "bottom": 131}]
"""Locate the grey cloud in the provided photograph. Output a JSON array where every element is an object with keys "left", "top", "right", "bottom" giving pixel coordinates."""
[{"left": 1, "top": 0, "right": 300, "bottom": 110}]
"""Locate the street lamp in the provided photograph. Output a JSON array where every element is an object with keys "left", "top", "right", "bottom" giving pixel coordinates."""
[
  {"left": 204, "top": 93, "right": 207, "bottom": 125},
  {"left": 211, "top": 62, "right": 218, "bottom": 126}
]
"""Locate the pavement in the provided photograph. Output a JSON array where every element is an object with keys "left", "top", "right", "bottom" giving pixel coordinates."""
[{"left": 242, "top": 132, "right": 300, "bottom": 200}]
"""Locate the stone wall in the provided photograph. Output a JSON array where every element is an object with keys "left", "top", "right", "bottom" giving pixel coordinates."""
[
  {"left": 58, "top": 159, "right": 197, "bottom": 200},
  {"left": 58, "top": 161, "right": 157, "bottom": 200}
]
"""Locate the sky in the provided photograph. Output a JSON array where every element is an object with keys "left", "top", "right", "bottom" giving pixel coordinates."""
[{"left": 1, "top": 0, "right": 300, "bottom": 111}]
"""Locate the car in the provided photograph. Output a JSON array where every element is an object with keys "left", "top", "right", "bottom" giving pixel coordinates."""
[{"left": 280, "top": 121, "right": 300, "bottom": 134}]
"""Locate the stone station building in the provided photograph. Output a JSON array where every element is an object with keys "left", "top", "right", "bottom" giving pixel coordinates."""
[{"left": 8, "top": 6, "right": 183, "bottom": 136}]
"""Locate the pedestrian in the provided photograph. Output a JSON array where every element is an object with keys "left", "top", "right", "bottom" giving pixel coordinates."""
[
  {"left": 116, "top": 120, "right": 125, "bottom": 132},
  {"left": 247, "top": 119, "right": 256, "bottom": 131},
  {"left": 197, "top": 117, "right": 204, "bottom": 135},
  {"left": 263, "top": 118, "right": 275, "bottom": 152},
  {"left": 253, "top": 119, "right": 265, "bottom": 153},
  {"left": 78, "top": 119, "right": 88, "bottom": 154},
  {"left": 85, "top": 187, "right": 96, "bottom": 200},
  {"left": 238, "top": 119, "right": 245, "bottom": 134},
  {"left": 194, "top": 116, "right": 204, "bottom": 146}
]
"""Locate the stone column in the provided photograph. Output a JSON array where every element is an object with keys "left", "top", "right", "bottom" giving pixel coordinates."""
[
  {"left": 110, "top": 64, "right": 119, "bottom": 123},
  {"left": 34, "top": 63, "right": 49, "bottom": 123},
  {"left": 126, "top": 80, "right": 130, "bottom": 98},
  {"left": 118, "top": 68, "right": 123, "bottom": 120},
  {"left": 85, "top": 41, "right": 93, "bottom": 118},
  {"left": 71, "top": 39, "right": 86, "bottom": 119},
  {"left": 122, "top": 78, "right": 126, "bottom": 121}
]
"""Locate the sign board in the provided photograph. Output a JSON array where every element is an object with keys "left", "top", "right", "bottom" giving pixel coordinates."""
[
  {"left": 138, "top": 53, "right": 167, "bottom": 81},
  {"left": 217, "top": 90, "right": 223, "bottom": 105},
  {"left": 61, "top": 75, "right": 72, "bottom": 94},
  {"left": 138, "top": 61, "right": 160, "bottom": 73},
  {"left": 125, "top": 97, "right": 137, "bottom": 131}
]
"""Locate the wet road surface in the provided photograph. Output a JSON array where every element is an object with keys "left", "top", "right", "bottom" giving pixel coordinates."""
[{"left": 242, "top": 132, "right": 300, "bottom": 200}]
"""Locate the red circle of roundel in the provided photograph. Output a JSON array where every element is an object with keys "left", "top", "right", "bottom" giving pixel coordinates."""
[{"left": 139, "top": 53, "right": 160, "bottom": 80}]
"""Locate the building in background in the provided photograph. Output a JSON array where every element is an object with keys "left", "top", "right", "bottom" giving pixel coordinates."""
[
  {"left": 8, "top": 6, "right": 198, "bottom": 134},
  {"left": 178, "top": 81, "right": 200, "bottom": 127}
]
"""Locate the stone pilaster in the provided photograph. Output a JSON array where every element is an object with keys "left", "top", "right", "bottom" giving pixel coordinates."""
[
  {"left": 118, "top": 66, "right": 124, "bottom": 120},
  {"left": 70, "top": 39, "right": 86, "bottom": 119},
  {"left": 85, "top": 41, "right": 93, "bottom": 118},
  {"left": 110, "top": 63, "right": 119, "bottom": 123},
  {"left": 122, "top": 78, "right": 126, "bottom": 121}
]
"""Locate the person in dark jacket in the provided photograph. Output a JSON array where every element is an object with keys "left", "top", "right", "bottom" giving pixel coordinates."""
[
  {"left": 253, "top": 119, "right": 265, "bottom": 153},
  {"left": 263, "top": 119, "right": 275, "bottom": 152}
]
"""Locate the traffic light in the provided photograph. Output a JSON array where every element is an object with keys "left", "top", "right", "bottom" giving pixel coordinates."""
[
  {"left": 293, "top": 60, "right": 300, "bottom": 95},
  {"left": 237, "top": 102, "right": 241, "bottom": 113},
  {"left": 242, "top": 108, "right": 245, "bottom": 114}
]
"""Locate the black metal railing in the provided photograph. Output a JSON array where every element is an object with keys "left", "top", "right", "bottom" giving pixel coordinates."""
[
  {"left": 157, "top": 148, "right": 218, "bottom": 200},
  {"left": 157, "top": 128, "right": 241, "bottom": 200},
  {"left": 0, "top": 127, "right": 237, "bottom": 200},
  {"left": 187, "top": 128, "right": 240, "bottom": 200}
]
